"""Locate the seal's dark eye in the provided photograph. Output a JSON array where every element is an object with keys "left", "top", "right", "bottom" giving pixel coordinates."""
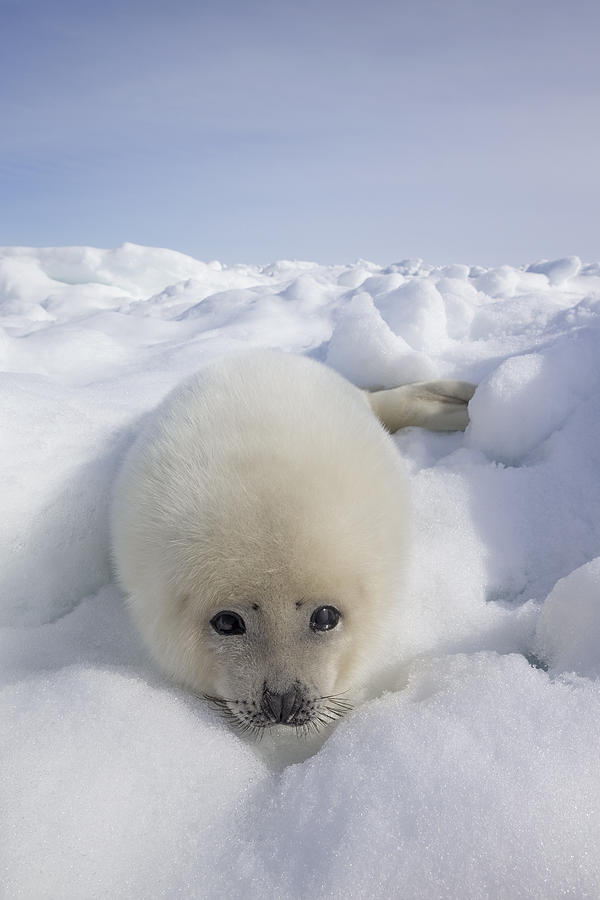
[
  {"left": 310, "top": 605, "right": 341, "bottom": 632},
  {"left": 210, "top": 611, "right": 246, "bottom": 636}
]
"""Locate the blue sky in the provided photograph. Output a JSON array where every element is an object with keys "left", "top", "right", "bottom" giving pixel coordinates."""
[{"left": 1, "top": 0, "right": 599, "bottom": 266}]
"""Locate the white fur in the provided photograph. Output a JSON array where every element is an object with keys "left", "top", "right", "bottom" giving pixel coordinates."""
[{"left": 110, "top": 350, "right": 472, "bottom": 729}]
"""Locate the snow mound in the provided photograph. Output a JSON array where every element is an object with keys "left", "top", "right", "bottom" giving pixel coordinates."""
[
  {"left": 325, "top": 292, "right": 437, "bottom": 388},
  {"left": 527, "top": 255, "right": 582, "bottom": 285},
  {"left": 535, "top": 558, "right": 600, "bottom": 678}
]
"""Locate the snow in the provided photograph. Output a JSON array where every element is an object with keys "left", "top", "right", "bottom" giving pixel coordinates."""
[
  {"left": 2, "top": 244, "right": 600, "bottom": 898},
  {"left": 534, "top": 558, "right": 600, "bottom": 679}
]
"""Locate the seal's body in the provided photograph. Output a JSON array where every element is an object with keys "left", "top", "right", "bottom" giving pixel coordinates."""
[{"left": 111, "top": 350, "right": 474, "bottom": 733}]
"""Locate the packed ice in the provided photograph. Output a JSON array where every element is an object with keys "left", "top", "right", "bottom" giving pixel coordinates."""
[{"left": 1, "top": 244, "right": 600, "bottom": 898}]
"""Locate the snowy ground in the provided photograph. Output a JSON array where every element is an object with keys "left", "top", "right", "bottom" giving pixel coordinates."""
[{"left": 2, "top": 244, "right": 600, "bottom": 898}]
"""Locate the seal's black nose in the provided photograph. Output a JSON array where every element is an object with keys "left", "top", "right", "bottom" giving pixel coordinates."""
[{"left": 261, "top": 685, "right": 301, "bottom": 724}]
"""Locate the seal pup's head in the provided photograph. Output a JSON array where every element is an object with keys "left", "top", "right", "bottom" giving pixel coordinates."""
[
  {"left": 119, "top": 457, "right": 406, "bottom": 736},
  {"left": 145, "top": 503, "right": 402, "bottom": 736}
]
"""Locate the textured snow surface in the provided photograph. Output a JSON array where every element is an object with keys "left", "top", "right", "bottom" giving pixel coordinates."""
[{"left": 2, "top": 244, "right": 600, "bottom": 898}]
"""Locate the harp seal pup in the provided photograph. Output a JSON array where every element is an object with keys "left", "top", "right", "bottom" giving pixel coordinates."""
[{"left": 111, "top": 350, "right": 474, "bottom": 735}]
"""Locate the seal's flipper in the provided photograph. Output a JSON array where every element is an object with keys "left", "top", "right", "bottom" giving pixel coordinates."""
[{"left": 366, "top": 380, "right": 476, "bottom": 433}]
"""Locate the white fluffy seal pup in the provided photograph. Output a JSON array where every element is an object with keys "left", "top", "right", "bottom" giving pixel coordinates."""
[{"left": 111, "top": 350, "right": 474, "bottom": 735}]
